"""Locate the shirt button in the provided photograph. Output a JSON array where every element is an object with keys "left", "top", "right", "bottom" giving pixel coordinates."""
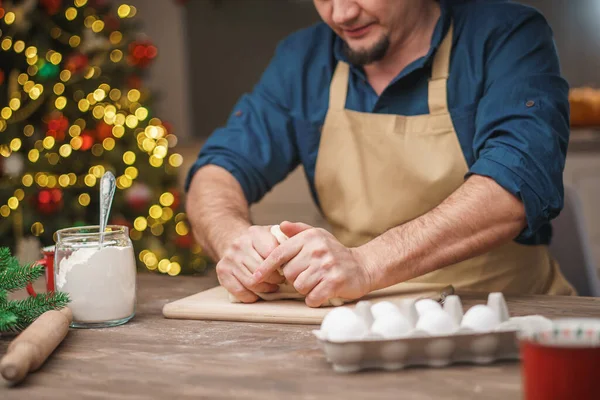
[
  {"left": 234, "top": 110, "right": 243, "bottom": 117},
  {"left": 526, "top": 100, "right": 535, "bottom": 107}
]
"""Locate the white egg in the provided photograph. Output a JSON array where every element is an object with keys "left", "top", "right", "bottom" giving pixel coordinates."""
[
  {"left": 320, "top": 307, "right": 369, "bottom": 342},
  {"left": 371, "top": 301, "right": 402, "bottom": 320},
  {"left": 354, "top": 301, "right": 374, "bottom": 328},
  {"left": 327, "top": 316, "right": 369, "bottom": 342},
  {"left": 320, "top": 307, "right": 356, "bottom": 334},
  {"left": 443, "top": 295, "right": 464, "bottom": 325},
  {"left": 487, "top": 292, "right": 509, "bottom": 323},
  {"left": 396, "top": 298, "right": 419, "bottom": 328},
  {"left": 415, "top": 309, "right": 458, "bottom": 336},
  {"left": 371, "top": 313, "right": 412, "bottom": 339},
  {"left": 461, "top": 305, "right": 500, "bottom": 332},
  {"left": 415, "top": 299, "right": 442, "bottom": 317}
]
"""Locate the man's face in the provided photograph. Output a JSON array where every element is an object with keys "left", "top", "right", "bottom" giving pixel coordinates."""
[{"left": 314, "top": 0, "right": 411, "bottom": 65}]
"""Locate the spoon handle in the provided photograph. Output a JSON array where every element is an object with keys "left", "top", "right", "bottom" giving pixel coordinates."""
[{"left": 99, "top": 172, "right": 116, "bottom": 244}]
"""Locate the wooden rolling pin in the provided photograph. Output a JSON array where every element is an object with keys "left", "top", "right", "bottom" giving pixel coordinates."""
[{"left": 0, "top": 307, "right": 72, "bottom": 384}]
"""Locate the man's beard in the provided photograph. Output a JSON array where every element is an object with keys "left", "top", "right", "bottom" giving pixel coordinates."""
[{"left": 342, "top": 35, "right": 390, "bottom": 66}]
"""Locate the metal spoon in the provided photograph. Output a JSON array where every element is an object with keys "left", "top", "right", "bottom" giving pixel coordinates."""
[{"left": 99, "top": 171, "right": 116, "bottom": 247}]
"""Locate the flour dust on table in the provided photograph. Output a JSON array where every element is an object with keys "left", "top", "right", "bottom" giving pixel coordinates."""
[{"left": 227, "top": 225, "right": 346, "bottom": 307}]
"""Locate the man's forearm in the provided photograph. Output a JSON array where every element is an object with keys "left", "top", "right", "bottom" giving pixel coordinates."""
[
  {"left": 185, "top": 165, "right": 252, "bottom": 261},
  {"left": 357, "top": 175, "right": 528, "bottom": 290}
]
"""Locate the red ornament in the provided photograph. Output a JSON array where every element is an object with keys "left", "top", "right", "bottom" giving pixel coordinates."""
[
  {"left": 36, "top": 188, "right": 63, "bottom": 214},
  {"left": 174, "top": 233, "right": 193, "bottom": 248},
  {"left": 169, "top": 189, "right": 181, "bottom": 210},
  {"left": 47, "top": 115, "right": 69, "bottom": 131},
  {"left": 51, "top": 188, "right": 62, "bottom": 202},
  {"left": 80, "top": 132, "right": 94, "bottom": 151},
  {"left": 46, "top": 115, "right": 69, "bottom": 141},
  {"left": 46, "top": 130, "right": 65, "bottom": 141},
  {"left": 128, "top": 40, "right": 157, "bottom": 68},
  {"left": 90, "top": 0, "right": 109, "bottom": 7},
  {"left": 40, "top": 0, "right": 62, "bottom": 16},
  {"left": 96, "top": 121, "right": 112, "bottom": 141},
  {"left": 38, "top": 190, "right": 51, "bottom": 203},
  {"left": 127, "top": 75, "right": 142, "bottom": 89},
  {"left": 163, "top": 121, "right": 174, "bottom": 135},
  {"left": 125, "top": 183, "right": 152, "bottom": 210},
  {"left": 65, "top": 53, "right": 89, "bottom": 73},
  {"left": 104, "top": 15, "right": 120, "bottom": 31}
]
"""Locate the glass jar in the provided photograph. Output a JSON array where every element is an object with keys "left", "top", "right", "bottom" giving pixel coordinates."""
[{"left": 54, "top": 225, "right": 136, "bottom": 328}]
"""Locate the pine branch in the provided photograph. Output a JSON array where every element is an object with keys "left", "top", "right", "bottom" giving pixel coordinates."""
[
  {"left": 0, "top": 263, "right": 44, "bottom": 292},
  {"left": 0, "top": 247, "right": 16, "bottom": 272},
  {"left": 5, "top": 292, "right": 71, "bottom": 332},
  {"left": 0, "top": 247, "right": 10, "bottom": 267},
  {"left": 0, "top": 248, "right": 71, "bottom": 332},
  {"left": 0, "top": 310, "right": 18, "bottom": 332}
]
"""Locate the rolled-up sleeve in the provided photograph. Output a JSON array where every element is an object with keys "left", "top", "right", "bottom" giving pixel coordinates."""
[
  {"left": 467, "top": 10, "right": 570, "bottom": 240},
  {"left": 184, "top": 41, "right": 299, "bottom": 205}
]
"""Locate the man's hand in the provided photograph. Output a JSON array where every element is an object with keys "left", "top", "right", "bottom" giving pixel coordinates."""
[
  {"left": 216, "top": 225, "right": 286, "bottom": 303},
  {"left": 252, "top": 221, "right": 374, "bottom": 307}
]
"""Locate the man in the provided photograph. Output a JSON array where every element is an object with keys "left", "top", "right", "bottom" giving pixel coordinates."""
[{"left": 186, "top": 0, "right": 575, "bottom": 307}]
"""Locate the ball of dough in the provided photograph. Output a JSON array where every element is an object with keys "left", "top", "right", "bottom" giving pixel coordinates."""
[{"left": 270, "top": 225, "right": 289, "bottom": 244}]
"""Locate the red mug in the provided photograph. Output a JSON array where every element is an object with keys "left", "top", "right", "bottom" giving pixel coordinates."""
[
  {"left": 26, "top": 245, "right": 55, "bottom": 297},
  {"left": 520, "top": 318, "right": 600, "bottom": 400}
]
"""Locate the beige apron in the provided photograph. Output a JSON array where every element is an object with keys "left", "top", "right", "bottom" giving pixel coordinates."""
[{"left": 314, "top": 23, "right": 575, "bottom": 296}]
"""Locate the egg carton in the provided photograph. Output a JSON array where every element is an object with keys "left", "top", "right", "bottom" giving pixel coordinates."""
[
  {"left": 312, "top": 293, "right": 553, "bottom": 373},
  {"left": 313, "top": 329, "right": 521, "bottom": 373}
]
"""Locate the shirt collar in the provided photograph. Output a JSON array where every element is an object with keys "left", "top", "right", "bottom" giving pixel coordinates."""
[{"left": 333, "top": 0, "right": 452, "bottom": 80}]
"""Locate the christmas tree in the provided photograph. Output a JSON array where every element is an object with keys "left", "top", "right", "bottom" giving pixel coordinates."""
[
  {"left": 0, "top": 0, "right": 207, "bottom": 275},
  {"left": 0, "top": 247, "right": 69, "bottom": 332}
]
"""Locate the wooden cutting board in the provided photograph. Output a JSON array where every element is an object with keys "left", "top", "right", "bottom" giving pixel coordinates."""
[{"left": 162, "top": 283, "right": 454, "bottom": 325}]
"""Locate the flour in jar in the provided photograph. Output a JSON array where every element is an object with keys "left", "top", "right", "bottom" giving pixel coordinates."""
[{"left": 56, "top": 246, "right": 136, "bottom": 323}]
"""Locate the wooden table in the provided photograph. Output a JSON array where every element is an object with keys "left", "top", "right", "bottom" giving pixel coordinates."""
[{"left": 2, "top": 272, "right": 600, "bottom": 399}]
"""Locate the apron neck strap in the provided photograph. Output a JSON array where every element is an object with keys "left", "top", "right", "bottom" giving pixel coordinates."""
[
  {"left": 329, "top": 61, "right": 350, "bottom": 111},
  {"left": 428, "top": 22, "right": 453, "bottom": 114}
]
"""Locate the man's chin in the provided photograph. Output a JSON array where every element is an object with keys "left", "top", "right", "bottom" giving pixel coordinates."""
[
  {"left": 342, "top": 35, "right": 390, "bottom": 66},
  {"left": 346, "top": 43, "right": 374, "bottom": 56}
]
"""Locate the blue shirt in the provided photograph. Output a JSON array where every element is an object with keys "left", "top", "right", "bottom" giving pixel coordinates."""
[{"left": 186, "top": 0, "right": 570, "bottom": 245}]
